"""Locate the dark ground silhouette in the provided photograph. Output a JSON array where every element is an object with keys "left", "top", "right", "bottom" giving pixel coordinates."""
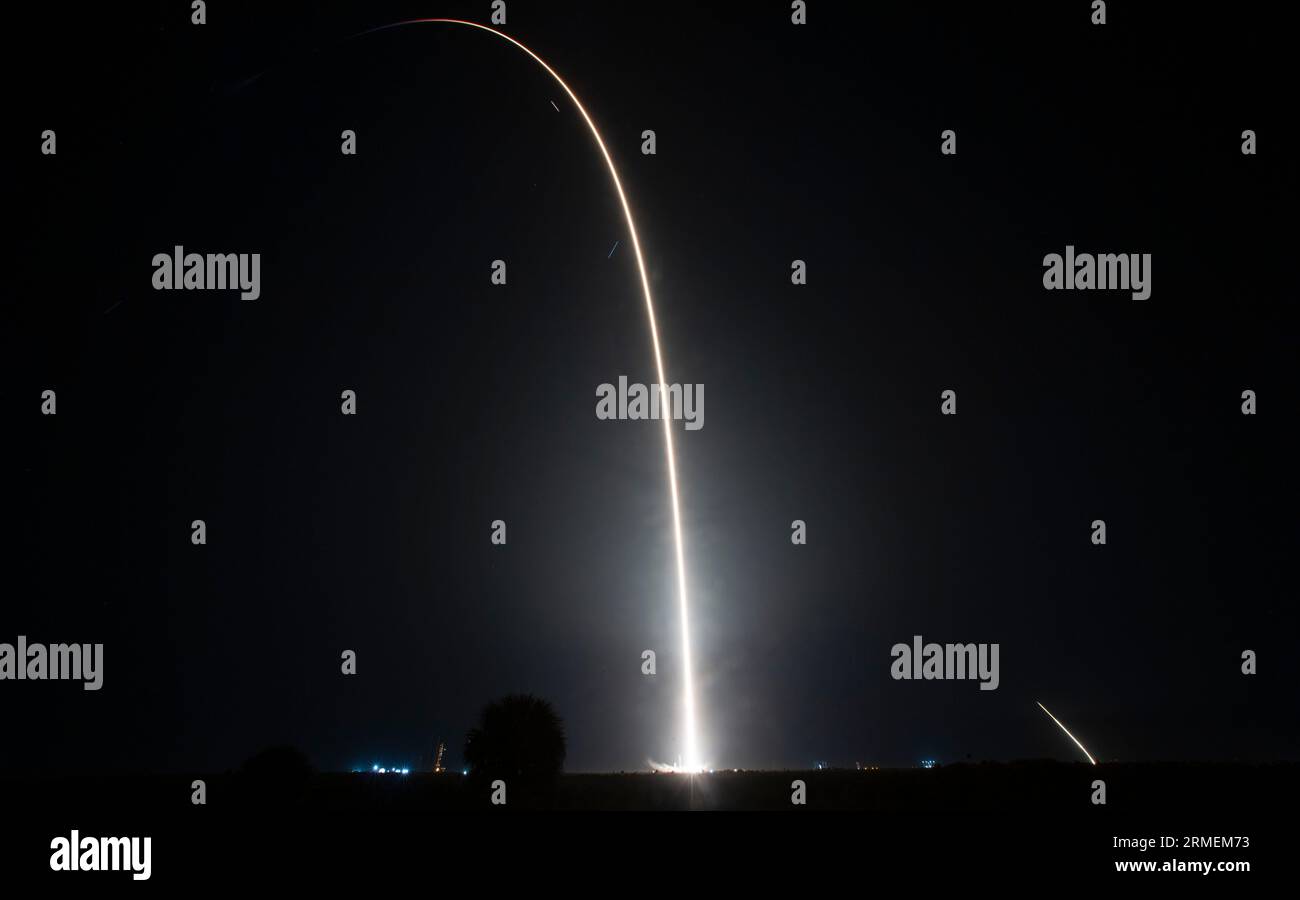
[{"left": 8, "top": 761, "right": 1296, "bottom": 812}]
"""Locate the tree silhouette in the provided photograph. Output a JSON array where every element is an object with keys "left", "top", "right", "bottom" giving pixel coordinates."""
[{"left": 464, "top": 694, "right": 566, "bottom": 783}]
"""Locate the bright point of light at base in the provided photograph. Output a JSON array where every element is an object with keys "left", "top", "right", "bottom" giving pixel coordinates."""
[{"left": 648, "top": 758, "right": 707, "bottom": 775}]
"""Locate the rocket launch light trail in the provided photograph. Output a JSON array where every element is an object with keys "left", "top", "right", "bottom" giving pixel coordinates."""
[
  {"left": 368, "top": 19, "right": 704, "bottom": 772},
  {"left": 1037, "top": 701, "right": 1097, "bottom": 765}
]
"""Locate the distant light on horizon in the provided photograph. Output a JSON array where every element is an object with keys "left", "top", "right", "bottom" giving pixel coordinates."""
[{"left": 363, "top": 763, "right": 413, "bottom": 775}]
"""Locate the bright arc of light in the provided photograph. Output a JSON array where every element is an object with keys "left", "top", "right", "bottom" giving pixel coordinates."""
[
  {"left": 1037, "top": 701, "right": 1096, "bottom": 765},
  {"left": 375, "top": 18, "right": 703, "bottom": 772}
]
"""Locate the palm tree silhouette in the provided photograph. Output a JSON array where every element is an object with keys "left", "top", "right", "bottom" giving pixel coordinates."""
[{"left": 464, "top": 694, "right": 566, "bottom": 783}]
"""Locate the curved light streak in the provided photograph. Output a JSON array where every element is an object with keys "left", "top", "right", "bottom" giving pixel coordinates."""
[
  {"left": 1037, "top": 701, "right": 1097, "bottom": 765},
  {"left": 370, "top": 19, "right": 702, "bottom": 771}
]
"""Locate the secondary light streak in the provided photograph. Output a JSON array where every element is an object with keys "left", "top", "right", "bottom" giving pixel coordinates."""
[
  {"left": 1037, "top": 701, "right": 1097, "bottom": 765},
  {"left": 367, "top": 19, "right": 704, "bottom": 772}
]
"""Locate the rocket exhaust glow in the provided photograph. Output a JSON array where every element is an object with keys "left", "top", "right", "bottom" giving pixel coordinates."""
[
  {"left": 1037, "top": 701, "right": 1097, "bottom": 765},
  {"left": 373, "top": 19, "right": 704, "bottom": 771}
]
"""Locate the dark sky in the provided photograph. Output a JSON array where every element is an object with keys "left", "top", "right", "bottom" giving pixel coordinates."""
[{"left": 7, "top": 1, "right": 1297, "bottom": 774}]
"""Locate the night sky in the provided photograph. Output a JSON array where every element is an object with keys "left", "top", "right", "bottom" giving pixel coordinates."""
[{"left": 7, "top": 1, "right": 1297, "bottom": 776}]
